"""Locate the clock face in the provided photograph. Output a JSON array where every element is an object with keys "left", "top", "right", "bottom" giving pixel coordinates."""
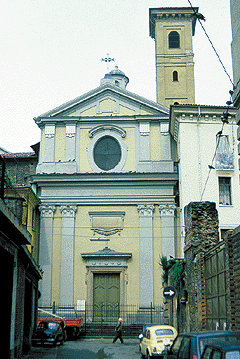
[{"left": 93, "top": 135, "right": 121, "bottom": 171}]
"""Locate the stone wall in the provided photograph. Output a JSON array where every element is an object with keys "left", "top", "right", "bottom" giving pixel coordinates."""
[
  {"left": 183, "top": 201, "right": 239, "bottom": 332},
  {"left": 231, "top": 225, "right": 240, "bottom": 330},
  {"left": 184, "top": 202, "right": 219, "bottom": 332}
]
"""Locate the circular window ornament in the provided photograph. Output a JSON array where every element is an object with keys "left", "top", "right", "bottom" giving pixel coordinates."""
[{"left": 93, "top": 136, "right": 121, "bottom": 171}]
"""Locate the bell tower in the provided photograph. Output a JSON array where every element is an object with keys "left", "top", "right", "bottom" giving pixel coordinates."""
[{"left": 149, "top": 7, "right": 198, "bottom": 107}]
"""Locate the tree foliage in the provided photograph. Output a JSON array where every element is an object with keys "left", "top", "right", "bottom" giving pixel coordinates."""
[{"left": 159, "top": 255, "right": 185, "bottom": 291}]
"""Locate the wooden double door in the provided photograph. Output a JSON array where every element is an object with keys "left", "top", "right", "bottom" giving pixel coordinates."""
[{"left": 93, "top": 273, "right": 120, "bottom": 321}]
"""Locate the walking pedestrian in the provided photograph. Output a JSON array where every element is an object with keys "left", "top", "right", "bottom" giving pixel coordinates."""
[{"left": 112, "top": 318, "right": 124, "bottom": 343}]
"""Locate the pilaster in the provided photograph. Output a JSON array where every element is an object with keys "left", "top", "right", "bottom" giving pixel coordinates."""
[
  {"left": 44, "top": 125, "right": 55, "bottom": 162},
  {"left": 65, "top": 124, "right": 76, "bottom": 161},
  {"left": 39, "top": 204, "right": 56, "bottom": 305},
  {"left": 139, "top": 122, "right": 150, "bottom": 162},
  {"left": 59, "top": 205, "right": 77, "bottom": 305},
  {"left": 159, "top": 203, "right": 176, "bottom": 258},
  {"left": 137, "top": 204, "right": 155, "bottom": 307}
]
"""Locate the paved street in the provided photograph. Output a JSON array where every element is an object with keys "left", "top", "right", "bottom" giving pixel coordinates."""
[{"left": 24, "top": 338, "right": 141, "bottom": 359}]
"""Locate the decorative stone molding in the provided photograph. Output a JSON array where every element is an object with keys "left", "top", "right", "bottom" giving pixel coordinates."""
[
  {"left": 81, "top": 247, "right": 132, "bottom": 268},
  {"left": 137, "top": 204, "right": 155, "bottom": 217},
  {"left": 39, "top": 204, "right": 56, "bottom": 217},
  {"left": 89, "top": 211, "right": 125, "bottom": 236},
  {"left": 161, "top": 123, "right": 169, "bottom": 136},
  {"left": 89, "top": 124, "right": 126, "bottom": 138},
  {"left": 139, "top": 123, "right": 150, "bottom": 136},
  {"left": 66, "top": 124, "right": 76, "bottom": 138},
  {"left": 87, "top": 128, "right": 128, "bottom": 173},
  {"left": 86, "top": 259, "right": 126, "bottom": 267},
  {"left": 159, "top": 203, "right": 176, "bottom": 216},
  {"left": 45, "top": 125, "right": 55, "bottom": 138},
  {"left": 60, "top": 205, "right": 78, "bottom": 218}
]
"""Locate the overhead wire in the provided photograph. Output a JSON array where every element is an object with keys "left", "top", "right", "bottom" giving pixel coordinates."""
[
  {"left": 186, "top": 0, "right": 234, "bottom": 200},
  {"left": 187, "top": 0, "right": 234, "bottom": 87}
]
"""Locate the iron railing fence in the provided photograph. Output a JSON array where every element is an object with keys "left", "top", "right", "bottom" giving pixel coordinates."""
[
  {"left": 0, "top": 155, "right": 25, "bottom": 221},
  {"left": 38, "top": 302, "right": 165, "bottom": 326}
]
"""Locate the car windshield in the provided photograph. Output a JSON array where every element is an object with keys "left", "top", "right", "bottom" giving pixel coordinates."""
[
  {"left": 226, "top": 351, "right": 240, "bottom": 359},
  {"left": 48, "top": 322, "right": 58, "bottom": 330},
  {"left": 155, "top": 329, "right": 174, "bottom": 336}
]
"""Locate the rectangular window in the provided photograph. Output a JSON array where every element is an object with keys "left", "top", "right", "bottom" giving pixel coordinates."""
[{"left": 219, "top": 177, "right": 232, "bottom": 205}]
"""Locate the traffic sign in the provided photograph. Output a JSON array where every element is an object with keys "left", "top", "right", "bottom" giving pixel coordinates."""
[{"left": 163, "top": 286, "right": 176, "bottom": 299}]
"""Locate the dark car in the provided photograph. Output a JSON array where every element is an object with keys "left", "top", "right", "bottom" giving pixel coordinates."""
[
  {"left": 165, "top": 331, "right": 240, "bottom": 359},
  {"left": 32, "top": 320, "right": 65, "bottom": 346},
  {"left": 201, "top": 342, "right": 240, "bottom": 359}
]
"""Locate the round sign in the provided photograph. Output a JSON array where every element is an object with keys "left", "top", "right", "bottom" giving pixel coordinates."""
[{"left": 163, "top": 286, "right": 176, "bottom": 299}]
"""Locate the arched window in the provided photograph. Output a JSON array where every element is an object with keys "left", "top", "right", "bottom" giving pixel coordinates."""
[
  {"left": 173, "top": 71, "right": 178, "bottom": 81},
  {"left": 169, "top": 31, "right": 180, "bottom": 49}
]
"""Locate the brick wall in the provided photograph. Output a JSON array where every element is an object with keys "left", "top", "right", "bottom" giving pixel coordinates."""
[
  {"left": 184, "top": 202, "right": 219, "bottom": 331},
  {"left": 183, "top": 202, "right": 240, "bottom": 332}
]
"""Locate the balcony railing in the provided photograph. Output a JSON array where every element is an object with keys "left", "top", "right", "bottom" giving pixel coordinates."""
[{"left": 0, "top": 155, "right": 25, "bottom": 222}]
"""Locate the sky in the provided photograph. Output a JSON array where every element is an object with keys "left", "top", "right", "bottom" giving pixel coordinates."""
[{"left": 0, "top": 0, "right": 233, "bottom": 153}]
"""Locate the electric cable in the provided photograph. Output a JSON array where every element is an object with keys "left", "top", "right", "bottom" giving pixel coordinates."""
[{"left": 187, "top": 0, "right": 234, "bottom": 87}]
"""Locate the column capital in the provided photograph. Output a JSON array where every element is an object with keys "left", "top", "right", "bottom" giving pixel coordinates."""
[
  {"left": 39, "top": 204, "right": 56, "bottom": 217},
  {"left": 159, "top": 203, "right": 176, "bottom": 216},
  {"left": 60, "top": 205, "right": 77, "bottom": 218},
  {"left": 137, "top": 204, "right": 155, "bottom": 217}
]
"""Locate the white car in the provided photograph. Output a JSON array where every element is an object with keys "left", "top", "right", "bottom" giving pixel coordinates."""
[{"left": 139, "top": 325, "right": 177, "bottom": 358}]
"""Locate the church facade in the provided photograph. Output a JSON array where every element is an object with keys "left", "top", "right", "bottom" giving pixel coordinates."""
[
  {"left": 32, "top": 6, "right": 203, "bottom": 315},
  {"left": 33, "top": 67, "right": 179, "bottom": 311}
]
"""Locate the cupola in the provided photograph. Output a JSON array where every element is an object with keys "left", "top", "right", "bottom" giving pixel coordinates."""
[{"left": 100, "top": 66, "right": 129, "bottom": 89}]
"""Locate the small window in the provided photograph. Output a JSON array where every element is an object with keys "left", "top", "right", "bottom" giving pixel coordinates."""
[
  {"left": 178, "top": 337, "right": 191, "bottom": 359},
  {"left": 212, "top": 350, "right": 221, "bottom": 359},
  {"left": 219, "top": 177, "right": 232, "bottom": 205},
  {"left": 169, "top": 31, "right": 180, "bottom": 48},
  {"left": 171, "top": 336, "right": 183, "bottom": 356},
  {"left": 155, "top": 329, "right": 174, "bottom": 336},
  {"left": 173, "top": 71, "right": 178, "bottom": 81},
  {"left": 202, "top": 347, "right": 212, "bottom": 359}
]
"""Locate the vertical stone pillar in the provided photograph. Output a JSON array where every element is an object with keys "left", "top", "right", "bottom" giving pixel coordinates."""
[
  {"left": 44, "top": 125, "right": 55, "bottom": 162},
  {"left": 139, "top": 123, "right": 150, "bottom": 161},
  {"left": 159, "top": 203, "right": 176, "bottom": 258},
  {"left": 39, "top": 205, "right": 56, "bottom": 305},
  {"left": 160, "top": 123, "right": 171, "bottom": 160},
  {"left": 65, "top": 124, "right": 76, "bottom": 161},
  {"left": 60, "top": 205, "right": 77, "bottom": 305},
  {"left": 137, "top": 204, "right": 154, "bottom": 307}
]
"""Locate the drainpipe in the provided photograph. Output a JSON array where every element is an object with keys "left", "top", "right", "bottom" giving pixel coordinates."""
[{"left": 197, "top": 106, "right": 202, "bottom": 200}]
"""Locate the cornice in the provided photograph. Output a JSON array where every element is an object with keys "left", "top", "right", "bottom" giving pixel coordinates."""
[
  {"left": 169, "top": 105, "right": 237, "bottom": 142},
  {"left": 32, "top": 171, "right": 178, "bottom": 184},
  {"left": 149, "top": 7, "right": 198, "bottom": 39},
  {"left": 81, "top": 247, "right": 132, "bottom": 259}
]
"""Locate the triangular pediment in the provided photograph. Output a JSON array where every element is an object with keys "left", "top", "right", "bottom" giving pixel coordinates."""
[{"left": 35, "top": 84, "right": 169, "bottom": 121}]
